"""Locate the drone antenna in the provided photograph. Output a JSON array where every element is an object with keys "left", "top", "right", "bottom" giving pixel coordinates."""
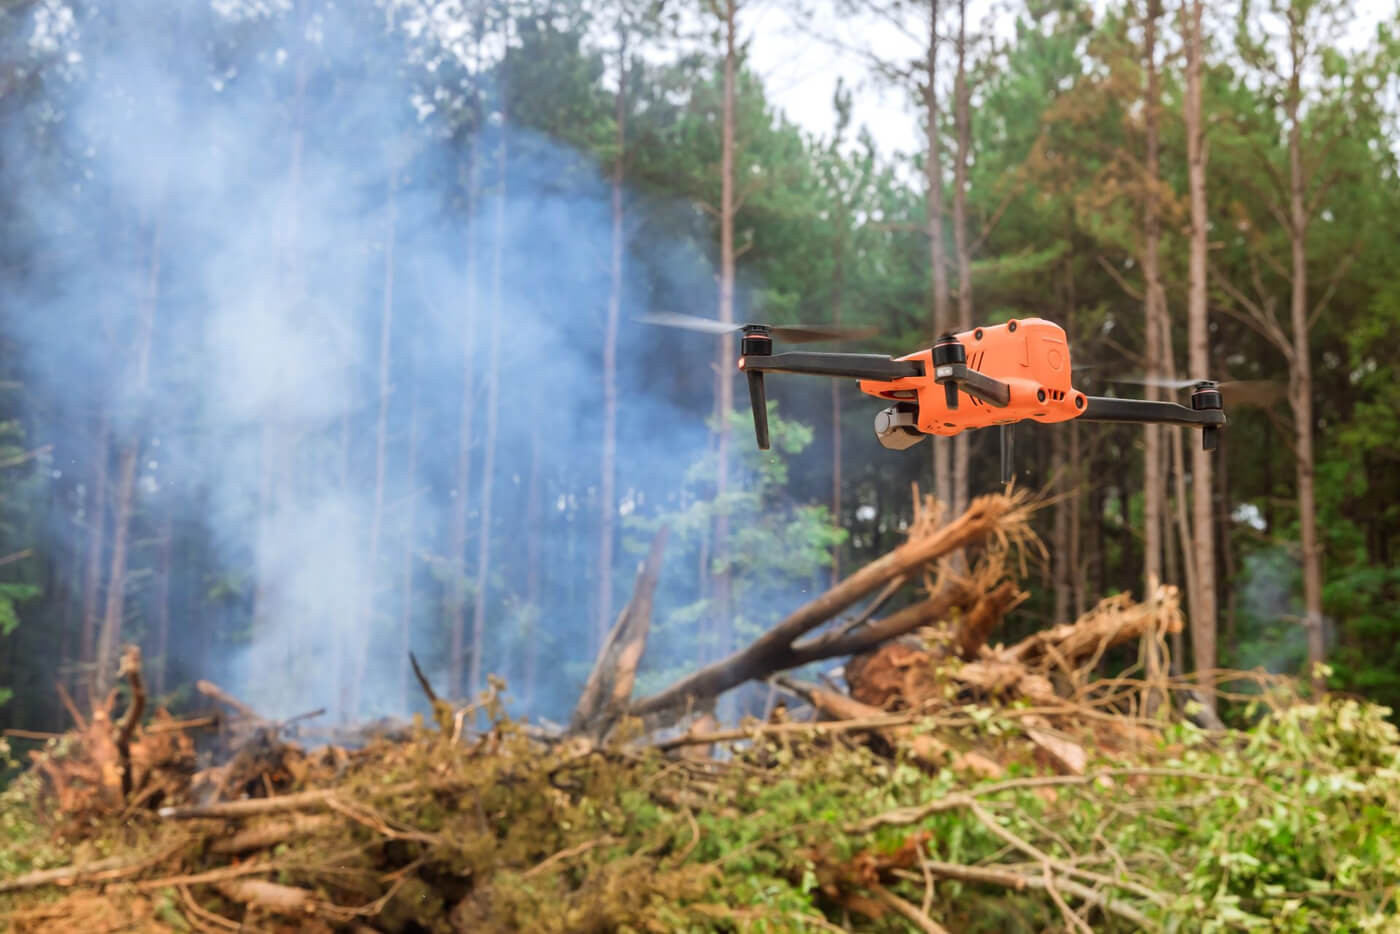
[{"left": 740, "top": 325, "right": 772, "bottom": 450}]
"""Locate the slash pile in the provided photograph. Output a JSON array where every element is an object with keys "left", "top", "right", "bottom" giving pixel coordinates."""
[{"left": 3, "top": 494, "right": 1400, "bottom": 932}]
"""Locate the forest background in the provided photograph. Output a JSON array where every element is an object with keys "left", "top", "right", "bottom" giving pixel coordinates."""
[{"left": 0, "top": 0, "right": 1396, "bottom": 740}]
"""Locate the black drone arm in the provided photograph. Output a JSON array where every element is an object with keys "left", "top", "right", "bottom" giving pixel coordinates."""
[
  {"left": 737, "top": 350, "right": 924, "bottom": 451},
  {"left": 739, "top": 352, "right": 924, "bottom": 382},
  {"left": 1080, "top": 396, "right": 1228, "bottom": 449}
]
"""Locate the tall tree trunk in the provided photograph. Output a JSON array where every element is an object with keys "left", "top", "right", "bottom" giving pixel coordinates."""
[
  {"left": 1162, "top": 451, "right": 1186, "bottom": 671},
  {"left": 598, "top": 28, "right": 627, "bottom": 653},
  {"left": 1069, "top": 420, "right": 1085, "bottom": 616},
  {"left": 1218, "top": 433, "right": 1238, "bottom": 657},
  {"left": 1185, "top": 0, "right": 1216, "bottom": 702},
  {"left": 1169, "top": 424, "right": 1200, "bottom": 642},
  {"left": 347, "top": 167, "right": 398, "bottom": 720},
  {"left": 1052, "top": 426, "right": 1071, "bottom": 623},
  {"left": 399, "top": 378, "right": 420, "bottom": 712},
  {"left": 448, "top": 134, "right": 481, "bottom": 700},
  {"left": 469, "top": 96, "right": 508, "bottom": 699},
  {"left": 94, "top": 219, "right": 161, "bottom": 700},
  {"left": 80, "top": 411, "right": 108, "bottom": 680},
  {"left": 830, "top": 227, "right": 845, "bottom": 584},
  {"left": 712, "top": 0, "right": 738, "bottom": 660},
  {"left": 1142, "top": 0, "right": 1165, "bottom": 598},
  {"left": 1286, "top": 11, "right": 1323, "bottom": 688},
  {"left": 152, "top": 515, "right": 172, "bottom": 698},
  {"left": 252, "top": 8, "right": 308, "bottom": 664},
  {"left": 950, "top": 0, "right": 972, "bottom": 517},
  {"left": 523, "top": 428, "right": 543, "bottom": 710},
  {"left": 924, "top": 0, "right": 951, "bottom": 510}
]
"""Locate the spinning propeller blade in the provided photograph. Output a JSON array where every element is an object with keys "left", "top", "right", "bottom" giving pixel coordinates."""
[
  {"left": 1113, "top": 376, "right": 1285, "bottom": 408},
  {"left": 638, "top": 311, "right": 878, "bottom": 344}
]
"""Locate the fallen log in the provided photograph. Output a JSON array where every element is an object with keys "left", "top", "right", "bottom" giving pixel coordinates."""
[
  {"left": 631, "top": 492, "right": 1030, "bottom": 719},
  {"left": 570, "top": 526, "right": 668, "bottom": 737}
]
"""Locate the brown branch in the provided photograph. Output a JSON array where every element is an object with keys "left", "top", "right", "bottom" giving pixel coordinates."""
[
  {"left": 208, "top": 815, "right": 336, "bottom": 856},
  {"left": 571, "top": 527, "right": 668, "bottom": 736},
  {"left": 0, "top": 548, "right": 32, "bottom": 568},
  {"left": 0, "top": 839, "right": 189, "bottom": 893},
  {"left": 970, "top": 183, "right": 1020, "bottom": 256},
  {"left": 116, "top": 644, "right": 145, "bottom": 798},
  {"left": 214, "top": 879, "right": 315, "bottom": 915},
  {"left": 630, "top": 494, "right": 1025, "bottom": 718},
  {"left": 195, "top": 679, "right": 264, "bottom": 722},
  {"left": 653, "top": 712, "right": 921, "bottom": 751},
  {"left": 0, "top": 444, "right": 52, "bottom": 470},
  {"left": 1307, "top": 247, "right": 1357, "bottom": 331},
  {"left": 521, "top": 836, "right": 618, "bottom": 879},
  {"left": 2, "top": 728, "right": 63, "bottom": 741},
  {"left": 1096, "top": 254, "right": 1144, "bottom": 302},
  {"left": 144, "top": 715, "right": 219, "bottom": 735},
  {"left": 55, "top": 679, "right": 86, "bottom": 731},
  {"left": 869, "top": 882, "right": 951, "bottom": 934}
]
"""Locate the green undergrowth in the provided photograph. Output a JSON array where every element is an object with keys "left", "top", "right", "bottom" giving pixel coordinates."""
[{"left": 3, "top": 691, "right": 1400, "bottom": 932}]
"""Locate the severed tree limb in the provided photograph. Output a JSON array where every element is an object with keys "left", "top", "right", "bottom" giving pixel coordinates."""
[
  {"left": 215, "top": 879, "right": 315, "bottom": 915},
  {"left": 196, "top": 680, "right": 265, "bottom": 723},
  {"left": 570, "top": 527, "right": 668, "bottom": 736},
  {"left": 869, "top": 881, "right": 951, "bottom": 934},
  {"left": 410, "top": 652, "right": 454, "bottom": 734},
  {"left": 1005, "top": 586, "right": 1182, "bottom": 670},
  {"left": 116, "top": 644, "right": 146, "bottom": 799},
  {"left": 779, "top": 678, "right": 948, "bottom": 768},
  {"left": 0, "top": 839, "right": 190, "bottom": 893},
  {"left": 631, "top": 494, "right": 1024, "bottom": 719},
  {"left": 208, "top": 814, "right": 337, "bottom": 856}
]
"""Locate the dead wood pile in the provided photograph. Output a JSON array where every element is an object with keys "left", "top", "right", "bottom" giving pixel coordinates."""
[{"left": 4, "top": 490, "right": 1339, "bottom": 933}]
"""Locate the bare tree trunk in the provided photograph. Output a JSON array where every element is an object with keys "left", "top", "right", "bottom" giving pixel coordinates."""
[
  {"left": 469, "top": 95, "right": 508, "bottom": 699},
  {"left": 1169, "top": 425, "right": 1200, "bottom": 642},
  {"left": 152, "top": 515, "right": 172, "bottom": 698},
  {"left": 1185, "top": 0, "right": 1216, "bottom": 702},
  {"left": 252, "top": 10, "right": 307, "bottom": 660},
  {"left": 523, "top": 428, "right": 543, "bottom": 710},
  {"left": 1285, "top": 12, "right": 1324, "bottom": 688},
  {"left": 399, "top": 380, "right": 420, "bottom": 713},
  {"left": 1218, "top": 434, "right": 1238, "bottom": 655},
  {"left": 348, "top": 167, "right": 398, "bottom": 719},
  {"left": 80, "top": 411, "right": 108, "bottom": 679},
  {"left": 1142, "top": 0, "right": 1165, "bottom": 599},
  {"left": 1052, "top": 426, "right": 1071, "bottom": 623},
  {"left": 1070, "top": 421, "right": 1085, "bottom": 617},
  {"left": 950, "top": 0, "right": 972, "bottom": 518},
  {"left": 924, "top": 0, "right": 951, "bottom": 510},
  {"left": 448, "top": 135, "right": 480, "bottom": 700},
  {"left": 712, "top": 0, "right": 738, "bottom": 660},
  {"left": 831, "top": 238, "right": 844, "bottom": 585},
  {"left": 1162, "top": 452, "right": 1186, "bottom": 671},
  {"left": 94, "top": 219, "right": 161, "bottom": 700},
  {"left": 597, "top": 27, "right": 627, "bottom": 653}
]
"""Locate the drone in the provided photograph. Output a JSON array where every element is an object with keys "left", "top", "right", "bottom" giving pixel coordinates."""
[{"left": 642, "top": 312, "right": 1227, "bottom": 484}]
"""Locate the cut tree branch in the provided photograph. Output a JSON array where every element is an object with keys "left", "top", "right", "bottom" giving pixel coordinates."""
[{"left": 629, "top": 494, "right": 1025, "bottom": 718}]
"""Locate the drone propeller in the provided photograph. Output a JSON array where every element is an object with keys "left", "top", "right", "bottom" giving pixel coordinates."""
[
  {"left": 638, "top": 311, "right": 879, "bottom": 344},
  {"left": 1113, "top": 376, "right": 1285, "bottom": 408}
]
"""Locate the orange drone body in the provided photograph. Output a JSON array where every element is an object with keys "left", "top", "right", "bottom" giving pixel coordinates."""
[{"left": 856, "top": 317, "right": 1086, "bottom": 436}]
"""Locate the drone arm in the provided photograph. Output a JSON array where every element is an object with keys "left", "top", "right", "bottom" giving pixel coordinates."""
[
  {"left": 1079, "top": 396, "right": 1227, "bottom": 449},
  {"left": 1079, "top": 396, "right": 1225, "bottom": 426},
  {"left": 739, "top": 352, "right": 924, "bottom": 383}
]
